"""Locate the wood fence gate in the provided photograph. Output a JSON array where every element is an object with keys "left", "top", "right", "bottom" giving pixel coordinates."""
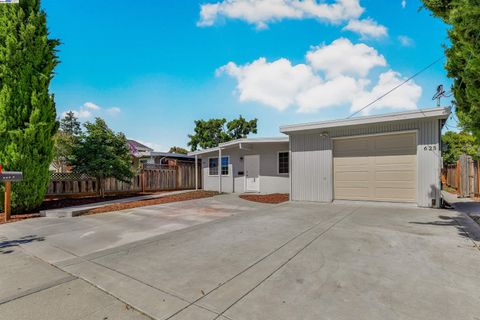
[
  {"left": 442, "top": 154, "right": 480, "bottom": 198},
  {"left": 46, "top": 163, "right": 202, "bottom": 198}
]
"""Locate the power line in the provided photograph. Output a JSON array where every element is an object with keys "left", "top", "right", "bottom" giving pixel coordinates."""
[{"left": 347, "top": 56, "right": 445, "bottom": 119}]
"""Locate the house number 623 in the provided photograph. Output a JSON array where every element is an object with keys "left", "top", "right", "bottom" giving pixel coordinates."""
[{"left": 424, "top": 145, "right": 437, "bottom": 151}]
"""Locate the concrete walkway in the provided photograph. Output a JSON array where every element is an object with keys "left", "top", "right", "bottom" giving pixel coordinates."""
[
  {"left": 41, "top": 190, "right": 194, "bottom": 218},
  {"left": 1, "top": 195, "right": 480, "bottom": 320}
]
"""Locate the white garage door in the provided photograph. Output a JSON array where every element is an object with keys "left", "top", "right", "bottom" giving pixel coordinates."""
[{"left": 333, "top": 132, "right": 417, "bottom": 203}]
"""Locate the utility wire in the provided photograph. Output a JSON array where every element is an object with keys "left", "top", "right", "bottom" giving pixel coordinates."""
[{"left": 347, "top": 56, "right": 445, "bottom": 119}]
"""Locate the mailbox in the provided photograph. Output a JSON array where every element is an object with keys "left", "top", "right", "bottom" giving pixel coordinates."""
[{"left": 0, "top": 172, "right": 23, "bottom": 182}]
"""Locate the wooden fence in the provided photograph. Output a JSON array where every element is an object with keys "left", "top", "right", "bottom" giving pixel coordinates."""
[
  {"left": 46, "top": 163, "right": 201, "bottom": 198},
  {"left": 442, "top": 155, "right": 480, "bottom": 198}
]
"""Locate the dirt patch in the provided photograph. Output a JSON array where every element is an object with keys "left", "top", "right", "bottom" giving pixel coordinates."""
[
  {"left": 239, "top": 194, "right": 289, "bottom": 204},
  {"left": 0, "top": 213, "right": 41, "bottom": 225},
  {"left": 82, "top": 191, "right": 219, "bottom": 215}
]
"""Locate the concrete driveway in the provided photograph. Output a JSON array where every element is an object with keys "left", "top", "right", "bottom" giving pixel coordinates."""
[{"left": 1, "top": 195, "right": 480, "bottom": 320}]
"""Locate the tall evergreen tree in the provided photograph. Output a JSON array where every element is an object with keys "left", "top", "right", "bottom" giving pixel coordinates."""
[
  {"left": 60, "top": 111, "right": 81, "bottom": 136},
  {"left": 0, "top": 0, "right": 60, "bottom": 212}
]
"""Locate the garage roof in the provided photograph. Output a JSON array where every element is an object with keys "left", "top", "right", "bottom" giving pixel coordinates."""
[{"left": 280, "top": 107, "right": 451, "bottom": 134}]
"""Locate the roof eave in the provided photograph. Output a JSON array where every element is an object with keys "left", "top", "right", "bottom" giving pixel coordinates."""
[{"left": 280, "top": 107, "right": 451, "bottom": 134}]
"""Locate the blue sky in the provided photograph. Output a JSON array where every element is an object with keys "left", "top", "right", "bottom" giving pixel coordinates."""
[{"left": 43, "top": 0, "right": 454, "bottom": 150}]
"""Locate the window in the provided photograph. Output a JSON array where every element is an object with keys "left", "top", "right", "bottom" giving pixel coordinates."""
[
  {"left": 278, "top": 152, "right": 289, "bottom": 174},
  {"left": 209, "top": 156, "right": 229, "bottom": 176}
]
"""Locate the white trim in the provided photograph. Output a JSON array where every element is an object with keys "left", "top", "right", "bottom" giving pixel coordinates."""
[
  {"left": 280, "top": 107, "right": 451, "bottom": 133},
  {"left": 277, "top": 150, "right": 290, "bottom": 175},
  {"left": 207, "top": 155, "right": 231, "bottom": 177},
  {"left": 331, "top": 129, "right": 418, "bottom": 140}
]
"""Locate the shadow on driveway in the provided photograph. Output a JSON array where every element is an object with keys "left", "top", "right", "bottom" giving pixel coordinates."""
[
  {"left": 410, "top": 213, "right": 480, "bottom": 242},
  {"left": 0, "top": 235, "right": 45, "bottom": 255}
]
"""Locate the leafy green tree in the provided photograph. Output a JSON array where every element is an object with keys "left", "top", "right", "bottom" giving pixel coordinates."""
[
  {"left": 442, "top": 131, "right": 479, "bottom": 165},
  {"left": 69, "top": 118, "right": 133, "bottom": 197},
  {"left": 188, "top": 116, "right": 258, "bottom": 151},
  {"left": 422, "top": 0, "right": 480, "bottom": 139},
  {"left": 0, "top": 0, "right": 60, "bottom": 212},
  {"left": 226, "top": 116, "right": 258, "bottom": 140},
  {"left": 169, "top": 146, "right": 189, "bottom": 154}
]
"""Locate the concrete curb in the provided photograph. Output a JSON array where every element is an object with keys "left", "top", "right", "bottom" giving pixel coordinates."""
[{"left": 40, "top": 190, "right": 194, "bottom": 218}]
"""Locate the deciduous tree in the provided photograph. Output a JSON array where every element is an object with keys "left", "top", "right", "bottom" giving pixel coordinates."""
[
  {"left": 69, "top": 118, "right": 133, "bottom": 197},
  {"left": 188, "top": 116, "right": 258, "bottom": 151},
  {"left": 422, "top": 0, "right": 480, "bottom": 139}
]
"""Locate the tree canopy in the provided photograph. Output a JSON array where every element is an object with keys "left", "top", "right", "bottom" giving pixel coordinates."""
[
  {"left": 169, "top": 146, "right": 189, "bottom": 154},
  {"left": 188, "top": 116, "right": 258, "bottom": 151},
  {"left": 52, "top": 112, "right": 82, "bottom": 173},
  {"left": 60, "top": 111, "right": 82, "bottom": 136},
  {"left": 422, "top": 0, "right": 480, "bottom": 139},
  {"left": 0, "top": 0, "right": 60, "bottom": 212},
  {"left": 442, "top": 131, "right": 479, "bottom": 165},
  {"left": 69, "top": 118, "right": 133, "bottom": 196}
]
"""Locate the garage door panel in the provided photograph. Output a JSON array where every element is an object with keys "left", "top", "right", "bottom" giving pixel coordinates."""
[
  {"left": 375, "top": 171, "right": 415, "bottom": 182},
  {"left": 374, "top": 188, "right": 416, "bottom": 202},
  {"left": 334, "top": 132, "right": 417, "bottom": 203},
  {"left": 375, "top": 155, "right": 416, "bottom": 166},
  {"left": 335, "top": 187, "right": 370, "bottom": 200}
]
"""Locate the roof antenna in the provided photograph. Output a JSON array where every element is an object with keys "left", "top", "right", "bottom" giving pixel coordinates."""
[{"left": 432, "top": 84, "right": 452, "bottom": 107}]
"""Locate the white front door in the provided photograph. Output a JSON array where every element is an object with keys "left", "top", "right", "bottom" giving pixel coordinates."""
[{"left": 245, "top": 155, "right": 260, "bottom": 192}]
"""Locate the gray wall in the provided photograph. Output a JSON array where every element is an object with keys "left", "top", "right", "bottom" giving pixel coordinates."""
[
  {"left": 200, "top": 142, "right": 290, "bottom": 194},
  {"left": 289, "top": 118, "right": 442, "bottom": 207}
]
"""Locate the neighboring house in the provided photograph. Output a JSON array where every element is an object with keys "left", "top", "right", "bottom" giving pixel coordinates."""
[
  {"left": 189, "top": 138, "right": 290, "bottom": 194},
  {"left": 190, "top": 107, "right": 451, "bottom": 208},
  {"left": 128, "top": 140, "right": 195, "bottom": 169}
]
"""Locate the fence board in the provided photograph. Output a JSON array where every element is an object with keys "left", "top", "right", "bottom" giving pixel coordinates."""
[{"left": 46, "top": 163, "right": 201, "bottom": 198}]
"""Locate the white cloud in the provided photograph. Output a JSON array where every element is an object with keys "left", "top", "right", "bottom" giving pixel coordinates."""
[
  {"left": 351, "top": 71, "right": 422, "bottom": 115},
  {"left": 306, "top": 38, "right": 386, "bottom": 78},
  {"left": 398, "top": 35, "right": 414, "bottom": 47},
  {"left": 217, "top": 58, "right": 318, "bottom": 111},
  {"left": 401, "top": 0, "right": 406, "bottom": 9},
  {"left": 107, "top": 107, "right": 121, "bottom": 115},
  {"left": 198, "top": 0, "right": 364, "bottom": 29},
  {"left": 83, "top": 102, "right": 100, "bottom": 110},
  {"left": 297, "top": 76, "right": 367, "bottom": 112},
  {"left": 343, "top": 18, "right": 388, "bottom": 39},
  {"left": 219, "top": 38, "right": 423, "bottom": 114}
]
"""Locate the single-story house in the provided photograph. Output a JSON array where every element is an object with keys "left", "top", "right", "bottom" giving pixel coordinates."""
[
  {"left": 128, "top": 139, "right": 194, "bottom": 169},
  {"left": 189, "top": 107, "right": 451, "bottom": 208},
  {"left": 189, "top": 138, "right": 290, "bottom": 194}
]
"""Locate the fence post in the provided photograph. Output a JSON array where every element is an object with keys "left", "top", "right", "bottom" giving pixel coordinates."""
[
  {"left": 456, "top": 160, "right": 461, "bottom": 195},
  {"left": 141, "top": 170, "right": 146, "bottom": 193},
  {"left": 175, "top": 166, "right": 180, "bottom": 190}
]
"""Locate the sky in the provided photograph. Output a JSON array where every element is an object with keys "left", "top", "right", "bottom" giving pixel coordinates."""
[{"left": 43, "top": 0, "right": 455, "bottom": 151}]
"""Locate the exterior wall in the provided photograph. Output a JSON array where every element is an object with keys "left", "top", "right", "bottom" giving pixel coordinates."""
[
  {"left": 289, "top": 119, "right": 442, "bottom": 207},
  {"left": 200, "top": 142, "right": 290, "bottom": 194}
]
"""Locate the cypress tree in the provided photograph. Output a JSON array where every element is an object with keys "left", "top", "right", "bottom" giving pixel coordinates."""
[{"left": 0, "top": 0, "right": 60, "bottom": 213}]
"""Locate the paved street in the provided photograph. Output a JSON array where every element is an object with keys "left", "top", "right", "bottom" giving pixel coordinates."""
[{"left": 1, "top": 195, "right": 480, "bottom": 320}]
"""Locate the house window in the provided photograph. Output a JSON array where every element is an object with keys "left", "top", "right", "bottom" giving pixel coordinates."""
[
  {"left": 278, "top": 152, "right": 289, "bottom": 174},
  {"left": 209, "top": 156, "right": 229, "bottom": 176}
]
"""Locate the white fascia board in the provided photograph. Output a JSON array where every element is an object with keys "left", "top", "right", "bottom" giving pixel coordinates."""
[{"left": 280, "top": 107, "right": 451, "bottom": 134}]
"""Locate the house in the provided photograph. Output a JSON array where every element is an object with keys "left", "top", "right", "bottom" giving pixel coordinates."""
[
  {"left": 128, "top": 140, "right": 194, "bottom": 169},
  {"left": 190, "top": 107, "right": 451, "bottom": 208},
  {"left": 189, "top": 138, "right": 290, "bottom": 194}
]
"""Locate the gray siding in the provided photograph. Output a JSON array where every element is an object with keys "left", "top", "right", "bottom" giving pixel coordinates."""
[
  {"left": 200, "top": 142, "right": 290, "bottom": 194},
  {"left": 289, "top": 119, "right": 442, "bottom": 207}
]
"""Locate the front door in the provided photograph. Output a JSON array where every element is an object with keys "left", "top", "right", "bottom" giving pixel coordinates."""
[{"left": 245, "top": 155, "right": 260, "bottom": 192}]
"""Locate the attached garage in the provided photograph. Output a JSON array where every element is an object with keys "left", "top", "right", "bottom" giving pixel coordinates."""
[
  {"left": 333, "top": 132, "right": 417, "bottom": 203},
  {"left": 280, "top": 107, "right": 451, "bottom": 208}
]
